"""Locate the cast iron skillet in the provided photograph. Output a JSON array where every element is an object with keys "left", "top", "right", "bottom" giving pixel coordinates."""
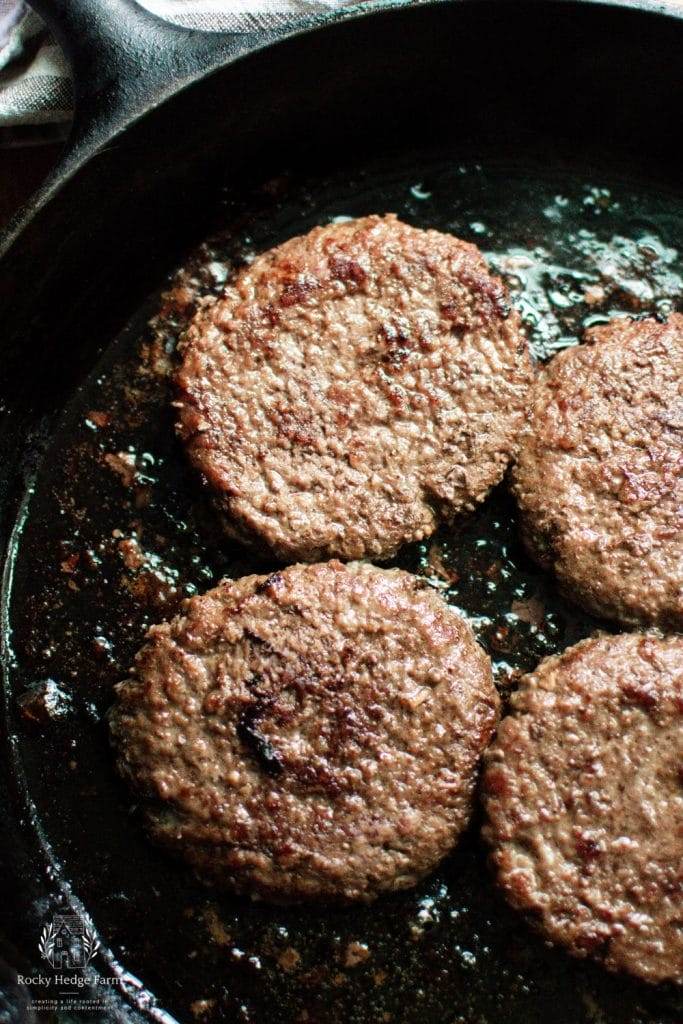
[{"left": 1, "top": 1, "right": 683, "bottom": 1021}]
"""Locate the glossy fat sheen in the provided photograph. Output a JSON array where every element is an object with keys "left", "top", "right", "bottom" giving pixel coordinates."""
[
  {"left": 176, "top": 214, "right": 533, "bottom": 562},
  {"left": 110, "top": 561, "right": 499, "bottom": 903},
  {"left": 512, "top": 314, "right": 683, "bottom": 628},
  {"left": 482, "top": 632, "right": 683, "bottom": 984}
]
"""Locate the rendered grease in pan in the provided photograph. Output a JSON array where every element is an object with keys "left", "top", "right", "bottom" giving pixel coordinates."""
[{"left": 6, "top": 157, "right": 683, "bottom": 1024}]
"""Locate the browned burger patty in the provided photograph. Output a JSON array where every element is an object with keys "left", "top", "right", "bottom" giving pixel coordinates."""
[
  {"left": 512, "top": 314, "right": 683, "bottom": 628},
  {"left": 110, "top": 561, "right": 499, "bottom": 903},
  {"left": 176, "top": 214, "right": 533, "bottom": 562},
  {"left": 482, "top": 632, "right": 683, "bottom": 985}
]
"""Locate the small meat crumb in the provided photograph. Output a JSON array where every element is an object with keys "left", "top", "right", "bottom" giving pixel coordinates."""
[
  {"left": 203, "top": 907, "right": 231, "bottom": 947},
  {"left": 118, "top": 538, "right": 146, "bottom": 571},
  {"left": 277, "top": 947, "right": 301, "bottom": 972},
  {"left": 511, "top": 595, "right": 545, "bottom": 627},
  {"left": 583, "top": 284, "right": 606, "bottom": 306},
  {"left": 190, "top": 999, "right": 216, "bottom": 1020},
  {"left": 344, "top": 941, "right": 370, "bottom": 967},
  {"left": 87, "top": 410, "right": 110, "bottom": 428},
  {"left": 105, "top": 451, "right": 137, "bottom": 488},
  {"left": 60, "top": 552, "right": 80, "bottom": 574},
  {"left": 18, "top": 680, "right": 72, "bottom": 724}
]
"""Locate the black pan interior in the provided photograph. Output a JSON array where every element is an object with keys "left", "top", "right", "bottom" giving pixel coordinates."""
[
  {"left": 5, "top": 151, "right": 683, "bottom": 1024},
  {"left": 2, "top": 3, "right": 683, "bottom": 1023}
]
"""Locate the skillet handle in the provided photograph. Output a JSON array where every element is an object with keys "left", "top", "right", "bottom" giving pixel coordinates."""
[{"left": 28, "top": 0, "right": 256, "bottom": 148}]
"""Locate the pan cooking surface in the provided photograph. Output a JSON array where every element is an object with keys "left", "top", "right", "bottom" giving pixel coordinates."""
[{"left": 4, "top": 155, "right": 683, "bottom": 1024}]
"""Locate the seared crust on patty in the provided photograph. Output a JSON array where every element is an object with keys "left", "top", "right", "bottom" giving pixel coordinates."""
[
  {"left": 482, "top": 632, "right": 683, "bottom": 984},
  {"left": 110, "top": 561, "right": 499, "bottom": 903},
  {"left": 512, "top": 314, "right": 683, "bottom": 628},
  {"left": 176, "top": 214, "right": 533, "bottom": 562}
]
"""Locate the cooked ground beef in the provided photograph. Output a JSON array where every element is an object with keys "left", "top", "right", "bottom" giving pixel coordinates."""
[
  {"left": 176, "top": 214, "right": 532, "bottom": 562},
  {"left": 110, "top": 561, "right": 499, "bottom": 903},
  {"left": 512, "top": 314, "right": 683, "bottom": 628},
  {"left": 482, "top": 632, "right": 683, "bottom": 985}
]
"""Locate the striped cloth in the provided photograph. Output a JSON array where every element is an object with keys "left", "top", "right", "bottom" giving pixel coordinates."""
[{"left": 0, "top": 0, "right": 359, "bottom": 132}]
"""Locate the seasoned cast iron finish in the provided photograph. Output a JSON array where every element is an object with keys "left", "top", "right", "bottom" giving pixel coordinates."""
[{"left": 1, "top": 1, "right": 683, "bottom": 1022}]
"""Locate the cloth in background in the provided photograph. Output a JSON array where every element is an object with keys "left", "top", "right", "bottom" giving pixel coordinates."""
[{"left": 0, "top": 0, "right": 358, "bottom": 131}]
